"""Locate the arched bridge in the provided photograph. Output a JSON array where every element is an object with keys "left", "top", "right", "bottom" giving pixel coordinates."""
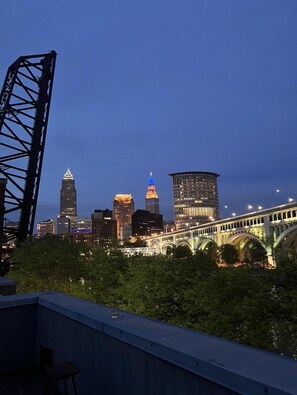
[{"left": 145, "top": 203, "right": 297, "bottom": 266}]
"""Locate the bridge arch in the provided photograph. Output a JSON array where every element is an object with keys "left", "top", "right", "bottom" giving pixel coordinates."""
[
  {"left": 224, "top": 232, "right": 268, "bottom": 264},
  {"left": 225, "top": 232, "right": 266, "bottom": 250},
  {"left": 176, "top": 240, "right": 192, "bottom": 248},
  {"left": 274, "top": 224, "right": 297, "bottom": 252},
  {"left": 162, "top": 242, "right": 175, "bottom": 255},
  {"left": 195, "top": 237, "right": 217, "bottom": 251},
  {"left": 149, "top": 239, "right": 162, "bottom": 254}
]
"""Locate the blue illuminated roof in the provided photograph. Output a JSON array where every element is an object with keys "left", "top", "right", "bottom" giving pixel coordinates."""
[{"left": 148, "top": 171, "right": 155, "bottom": 186}]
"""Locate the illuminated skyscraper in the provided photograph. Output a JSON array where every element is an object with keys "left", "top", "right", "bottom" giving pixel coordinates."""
[
  {"left": 113, "top": 194, "right": 134, "bottom": 239},
  {"left": 145, "top": 172, "right": 160, "bottom": 214},
  {"left": 60, "top": 168, "right": 77, "bottom": 217},
  {"left": 169, "top": 171, "right": 220, "bottom": 230}
]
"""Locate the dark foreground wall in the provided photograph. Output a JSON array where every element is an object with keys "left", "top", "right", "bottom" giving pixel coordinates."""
[{"left": 0, "top": 292, "right": 296, "bottom": 395}]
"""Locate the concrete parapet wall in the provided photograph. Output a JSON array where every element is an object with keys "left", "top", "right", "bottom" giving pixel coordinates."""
[{"left": 0, "top": 292, "right": 296, "bottom": 394}]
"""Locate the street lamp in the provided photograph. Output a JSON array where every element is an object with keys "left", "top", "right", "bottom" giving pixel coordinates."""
[
  {"left": 247, "top": 204, "right": 253, "bottom": 210},
  {"left": 288, "top": 197, "right": 294, "bottom": 203},
  {"left": 258, "top": 205, "right": 263, "bottom": 210},
  {"left": 232, "top": 212, "right": 236, "bottom": 217}
]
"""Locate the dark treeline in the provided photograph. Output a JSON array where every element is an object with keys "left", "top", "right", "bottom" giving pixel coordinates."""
[{"left": 9, "top": 236, "right": 297, "bottom": 358}]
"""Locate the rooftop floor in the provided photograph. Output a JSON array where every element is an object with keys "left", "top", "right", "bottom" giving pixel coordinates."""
[{"left": 0, "top": 367, "right": 46, "bottom": 395}]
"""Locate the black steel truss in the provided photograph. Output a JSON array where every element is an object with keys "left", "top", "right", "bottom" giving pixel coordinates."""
[{"left": 0, "top": 51, "right": 57, "bottom": 245}]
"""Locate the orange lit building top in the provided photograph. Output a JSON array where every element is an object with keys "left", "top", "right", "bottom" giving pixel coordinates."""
[
  {"left": 114, "top": 194, "right": 133, "bottom": 203},
  {"left": 113, "top": 194, "right": 134, "bottom": 239}
]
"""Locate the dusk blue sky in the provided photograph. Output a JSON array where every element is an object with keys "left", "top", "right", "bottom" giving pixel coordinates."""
[{"left": 1, "top": 1, "right": 297, "bottom": 226}]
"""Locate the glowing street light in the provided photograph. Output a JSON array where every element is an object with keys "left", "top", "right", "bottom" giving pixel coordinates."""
[
  {"left": 232, "top": 212, "right": 236, "bottom": 217},
  {"left": 258, "top": 205, "right": 263, "bottom": 210},
  {"left": 288, "top": 197, "right": 294, "bottom": 203},
  {"left": 247, "top": 204, "right": 253, "bottom": 210}
]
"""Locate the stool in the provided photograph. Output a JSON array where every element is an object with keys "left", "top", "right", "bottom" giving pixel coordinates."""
[
  {"left": 45, "top": 361, "right": 80, "bottom": 395},
  {"left": 40, "top": 345, "right": 80, "bottom": 395}
]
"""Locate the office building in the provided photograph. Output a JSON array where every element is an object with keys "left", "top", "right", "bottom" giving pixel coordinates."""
[
  {"left": 113, "top": 194, "right": 134, "bottom": 239},
  {"left": 60, "top": 168, "right": 77, "bottom": 217},
  {"left": 37, "top": 219, "right": 55, "bottom": 238},
  {"left": 169, "top": 171, "right": 220, "bottom": 230},
  {"left": 145, "top": 172, "right": 160, "bottom": 214},
  {"left": 132, "top": 209, "right": 163, "bottom": 237},
  {"left": 70, "top": 217, "right": 92, "bottom": 234},
  {"left": 91, "top": 209, "right": 117, "bottom": 248},
  {"left": 56, "top": 215, "right": 70, "bottom": 235}
]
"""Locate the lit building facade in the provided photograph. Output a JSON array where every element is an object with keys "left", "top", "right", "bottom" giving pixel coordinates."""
[
  {"left": 145, "top": 172, "right": 160, "bottom": 214},
  {"left": 169, "top": 171, "right": 220, "bottom": 230},
  {"left": 60, "top": 168, "right": 77, "bottom": 217},
  {"left": 113, "top": 194, "right": 134, "bottom": 239},
  {"left": 70, "top": 218, "right": 92, "bottom": 234},
  {"left": 36, "top": 219, "right": 55, "bottom": 238}
]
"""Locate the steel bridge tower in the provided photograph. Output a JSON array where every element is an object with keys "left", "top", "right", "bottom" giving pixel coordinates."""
[{"left": 0, "top": 51, "right": 57, "bottom": 271}]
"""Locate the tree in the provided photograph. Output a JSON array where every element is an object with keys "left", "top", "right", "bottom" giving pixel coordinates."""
[
  {"left": 272, "top": 254, "right": 297, "bottom": 357},
  {"left": 219, "top": 244, "right": 239, "bottom": 265},
  {"left": 203, "top": 241, "right": 219, "bottom": 264},
  {"left": 175, "top": 244, "right": 192, "bottom": 258},
  {"left": 87, "top": 247, "right": 128, "bottom": 306},
  {"left": 165, "top": 244, "right": 192, "bottom": 258},
  {"left": 115, "top": 255, "right": 182, "bottom": 321},
  {"left": 190, "top": 267, "right": 276, "bottom": 351},
  {"left": 9, "top": 236, "right": 91, "bottom": 296}
]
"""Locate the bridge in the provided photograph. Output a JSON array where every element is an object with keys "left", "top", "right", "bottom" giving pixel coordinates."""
[{"left": 144, "top": 202, "right": 297, "bottom": 266}]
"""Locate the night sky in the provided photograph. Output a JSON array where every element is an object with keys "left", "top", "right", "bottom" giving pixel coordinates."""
[{"left": 1, "top": 1, "right": 297, "bottom": 225}]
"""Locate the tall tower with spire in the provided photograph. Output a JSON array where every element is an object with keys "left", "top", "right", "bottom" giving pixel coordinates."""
[
  {"left": 145, "top": 172, "right": 160, "bottom": 214},
  {"left": 60, "top": 168, "right": 77, "bottom": 217}
]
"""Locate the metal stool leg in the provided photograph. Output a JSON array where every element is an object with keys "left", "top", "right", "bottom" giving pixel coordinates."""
[
  {"left": 72, "top": 375, "right": 78, "bottom": 395},
  {"left": 64, "top": 378, "right": 68, "bottom": 395}
]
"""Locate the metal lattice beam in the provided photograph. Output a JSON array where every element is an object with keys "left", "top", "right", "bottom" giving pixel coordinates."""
[{"left": 0, "top": 51, "right": 57, "bottom": 246}]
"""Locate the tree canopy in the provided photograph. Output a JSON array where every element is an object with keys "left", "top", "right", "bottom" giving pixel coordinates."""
[{"left": 7, "top": 237, "right": 297, "bottom": 357}]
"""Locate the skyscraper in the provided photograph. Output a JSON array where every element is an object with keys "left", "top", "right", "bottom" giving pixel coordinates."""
[
  {"left": 169, "top": 171, "right": 220, "bottom": 230},
  {"left": 60, "top": 168, "right": 77, "bottom": 217},
  {"left": 113, "top": 194, "right": 134, "bottom": 239},
  {"left": 132, "top": 209, "right": 163, "bottom": 237},
  {"left": 91, "top": 209, "right": 117, "bottom": 247},
  {"left": 145, "top": 172, "right": 160, "bottom": 214}
]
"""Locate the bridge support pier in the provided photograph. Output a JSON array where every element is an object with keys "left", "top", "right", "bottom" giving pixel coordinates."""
[{"left": 267, "top": 255, "right": 276, "bottom": 268}]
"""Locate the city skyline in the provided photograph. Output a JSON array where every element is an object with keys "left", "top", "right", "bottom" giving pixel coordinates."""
[{"left": 1, "top": 2, "right": 297, "bottom": 226}]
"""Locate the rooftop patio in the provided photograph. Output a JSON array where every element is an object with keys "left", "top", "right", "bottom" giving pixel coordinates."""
[{"left": 0, "top": 291, "right": 296, "bottom": 394}]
